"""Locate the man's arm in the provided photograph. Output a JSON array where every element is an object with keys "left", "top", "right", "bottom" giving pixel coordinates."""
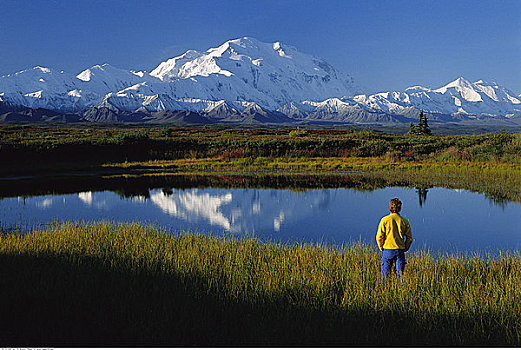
[
  {"left": 404, "top": 221, "right": 413, "bottom": 252},
  {"left": 376, "top": 219, "right": 386, "bottom": 251}
]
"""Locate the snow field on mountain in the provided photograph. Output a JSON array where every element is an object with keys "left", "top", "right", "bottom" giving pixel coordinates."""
[{"left": 0, "top": 37, "right": 519, "bottom": 121}]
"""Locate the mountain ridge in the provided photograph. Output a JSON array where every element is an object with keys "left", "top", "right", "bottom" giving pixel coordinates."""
[{"left": 0, "top": 37, "right": 520, "bottom": 124}]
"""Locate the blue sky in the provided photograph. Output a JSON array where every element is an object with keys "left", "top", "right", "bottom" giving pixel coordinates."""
[{"left": 1, "top": 0, "right": 519, "bottom": 93}]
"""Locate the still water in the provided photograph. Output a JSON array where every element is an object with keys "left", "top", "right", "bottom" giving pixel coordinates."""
[{"left": 1, "top": 176, "right": 520, "bottom": 255}]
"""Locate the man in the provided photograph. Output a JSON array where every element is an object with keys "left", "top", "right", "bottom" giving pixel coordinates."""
[{"left": 376, "top": 198, "right": 413, "bottom": 281}]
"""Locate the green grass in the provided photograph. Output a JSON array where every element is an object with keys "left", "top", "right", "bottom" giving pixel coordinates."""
[{"left": 2, "top": 222, "right": 521, "bottom": 346}]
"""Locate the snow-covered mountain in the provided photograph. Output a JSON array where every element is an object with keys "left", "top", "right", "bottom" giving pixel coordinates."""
[
  {"left": 149, "top": 37, "right": 360, "bottom": 107},
  {"left": 0, "top": 37, "right": 361, "bottom": 117},
  {"left": 0, "top": 64, "right": 146, "bottom": 112},
  {"left": 351, "top": 77, "right": 521, "bottom": 119},
  {"left": 0, "top": 37, "right": 520, "bottom": 124},
  {"left": 0, "top": 66, "right": 83, "bottom": 111}
]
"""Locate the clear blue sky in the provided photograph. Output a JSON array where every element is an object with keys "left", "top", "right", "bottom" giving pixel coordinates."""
[{"left": 1, "top": 0, "right": 519, "bottom": 94}]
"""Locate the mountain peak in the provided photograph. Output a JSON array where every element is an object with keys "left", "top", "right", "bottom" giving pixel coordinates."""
[
  {"left": 206, "top": 36, "right": 268, "bottom": 58},
  {"left": 148, "top": 37, "right": 361, "bottom": 105},
  {"left": 474, "top": 79, "right": 500, "bottom": 87},
  {"left": 149, "top": 50, "right": 204, "bottom": 81},
  {"left": 76, "top": 64, "right": 112, "bottom": 81},
  {"left": 442, "top": 77, "right": 473, "bottom": 89},
  {"left": 202, "top": 37, "right": 295, "bottom": 61},
  {"left": 227, "top": 36, "right": 261, "bottom": 46},
  {"left": 33, "top": 66, "right": 52, "bottom": 74},
  {"left": 405, "top": 85, "right": 431, "bottom": 92},
  {"left": 434, "top": 77, "right": 483, "bottom": 102},
  {"left": 9, "top": 66, "right": 53, "bottom": 77}
]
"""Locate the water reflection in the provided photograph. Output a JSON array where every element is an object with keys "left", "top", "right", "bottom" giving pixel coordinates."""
[
  {"left": 36, "top": 198, "right": 54, "bottom": 209},
  {"left": 416, "top": 187, "right": 429, "bottom": 207},
  {"left": 144, "top": 188, "right": 334, "bottom": 235},
  {"left": 488, "top": 196, "right": 508, "bottom": 210},
  {"left": 0, "top": 174, "right": 520, "bottom": 255},
  {"left": 78, "top": 192, "right": 93, "bottom": 206},
  {"left": 150, "top": 190, "right": 233, "bottom": 230}
]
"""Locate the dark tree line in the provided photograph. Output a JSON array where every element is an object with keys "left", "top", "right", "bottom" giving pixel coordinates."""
[{"left": 408, "top": 110, "right": 432, "bottom": 135}]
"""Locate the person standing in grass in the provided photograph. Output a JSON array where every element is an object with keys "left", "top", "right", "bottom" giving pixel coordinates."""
[{"left": 376, "top": 198, "right": 413, "bottom": 281}]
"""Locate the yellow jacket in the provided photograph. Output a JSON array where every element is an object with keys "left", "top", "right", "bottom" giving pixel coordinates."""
[{"left": 376, "top": 213, "right": 413, "bottom": 251}]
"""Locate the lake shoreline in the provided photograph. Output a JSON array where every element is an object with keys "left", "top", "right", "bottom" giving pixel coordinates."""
[{"left": 2, "top": 158, "right": 520, "bottom": 203}]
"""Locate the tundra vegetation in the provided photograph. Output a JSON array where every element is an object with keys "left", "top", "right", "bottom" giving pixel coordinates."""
[
  {"left": 1, "top": 124, "right": 520, "bottom": 170},
  {"left": 1, "top": 124, "right": 520, "bottom": 201},
  {"left": 1, "top": 124, "right": 521, "bottom": 346}
]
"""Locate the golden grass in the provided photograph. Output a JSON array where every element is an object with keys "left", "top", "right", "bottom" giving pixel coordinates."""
[{"left": 1, "top": 222, "right": 520, "bottom": 345}]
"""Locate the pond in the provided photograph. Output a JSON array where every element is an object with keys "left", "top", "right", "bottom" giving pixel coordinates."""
[{"left": 1, "top": 173, "right": 520, "bottom": 255}]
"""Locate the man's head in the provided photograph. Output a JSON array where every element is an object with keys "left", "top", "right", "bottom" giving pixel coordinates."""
[{"left": 389, "top": 198, "right": 402, "bottom": 213}]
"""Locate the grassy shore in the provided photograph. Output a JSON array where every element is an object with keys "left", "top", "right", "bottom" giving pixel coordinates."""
[
  {"left": 1, "top": 125, "right": 520, "bottom": 202},
  {"left": 1, "top": 222, "right": 520, "bottom": 346},
  {"left": 102, "top": 157, "right": 521, "bottom": 203}
]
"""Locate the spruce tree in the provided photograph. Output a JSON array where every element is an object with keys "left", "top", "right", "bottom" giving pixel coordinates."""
[
  {"left": 416, "top": 110, "right": 431, "bottom": 135},
  {"left": 408, "top": 121, "right": 416, "bottom": 135},
  {"left": 417, "top": 110, "right": 425, "bottom": 134},
  {"left": 422, "top": 111, "right": 432, "bottom": 135},
  {"left": 408, "top": 110, "right": 432, "bottom": 136},
  {"left": 424, "top": 118, "right": 431, "bottom": 135}
]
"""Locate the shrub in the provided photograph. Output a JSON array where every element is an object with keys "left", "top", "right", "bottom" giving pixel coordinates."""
[
  {"left": 108, "top": 131, "right": 150, "bottom": 145},
  {"left": 289, "top": 129, "right": 309, "bottom": 137},
  {"left": 353, "top": 139, "right": 389, "bottom": 157}
]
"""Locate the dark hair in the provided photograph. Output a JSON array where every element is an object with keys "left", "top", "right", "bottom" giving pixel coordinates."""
[{"left": 389, "top": 198, "right": 402, "bottom": 213}]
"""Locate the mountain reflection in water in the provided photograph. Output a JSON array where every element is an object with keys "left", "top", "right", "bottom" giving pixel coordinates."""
[
  {"left": 0, "top": 174, "right": 520, "bottom": 255},
  {"left": 150, "top": 190, "right": 233, "bottom": 230},
  {"left": 147, "top": 188, "right": 332, "bottom": 234}
]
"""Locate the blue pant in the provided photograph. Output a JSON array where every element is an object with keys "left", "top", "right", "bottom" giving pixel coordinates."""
[{"left": 381, "top": 249, "right": 406, "bottom": 281}]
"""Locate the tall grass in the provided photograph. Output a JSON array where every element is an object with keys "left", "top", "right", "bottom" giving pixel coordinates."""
[{"left": 1, "top": 222, "right": 520, "bottom": 346}]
